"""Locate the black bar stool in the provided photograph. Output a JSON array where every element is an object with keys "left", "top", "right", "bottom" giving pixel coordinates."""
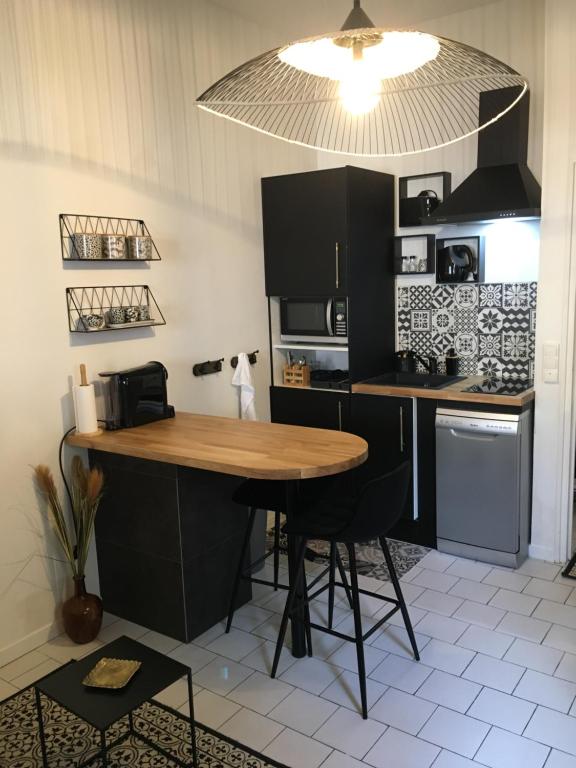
[
  {"left": 226, "top": 479, "right": 352, "bottom": 636},
  {"left": 270, "top": 462, "right": 419, "bottom": 719}
]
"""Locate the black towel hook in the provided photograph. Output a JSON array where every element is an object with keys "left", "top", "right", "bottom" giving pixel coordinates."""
[
  {"left": 192, "top": 358, "right": 224, "bottom": 376},
  {"left": 230, "top": 350, "right": 259, "bottom": 369}
]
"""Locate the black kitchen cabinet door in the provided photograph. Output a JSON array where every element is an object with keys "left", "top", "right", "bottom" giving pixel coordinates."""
[
  {"left": 350, "top": 393, "right": 414, "bottom": 523},
  {"left": 262, "top": 168, "right": 348, "bottom": 297},
  {"left": 270, "top": 386, "right": 350, "bottom": 432}
]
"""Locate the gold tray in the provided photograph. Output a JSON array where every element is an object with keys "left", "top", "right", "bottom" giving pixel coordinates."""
[{"left": 83, "top": 658, "right": 142, "bottom": 689}]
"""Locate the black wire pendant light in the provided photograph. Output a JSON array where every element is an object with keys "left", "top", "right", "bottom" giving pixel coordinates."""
[{"left": 196, "top": 0, "right": 528, "bottom": 157}]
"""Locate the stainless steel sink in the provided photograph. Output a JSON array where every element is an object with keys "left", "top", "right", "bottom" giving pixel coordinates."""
[{"left": 363, "top": 372, "right": 465, "bottom": 389}]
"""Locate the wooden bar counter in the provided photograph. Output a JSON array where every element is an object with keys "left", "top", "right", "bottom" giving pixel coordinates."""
[{"left": 68, "top": 413, "right": 367, "bottom": 645}]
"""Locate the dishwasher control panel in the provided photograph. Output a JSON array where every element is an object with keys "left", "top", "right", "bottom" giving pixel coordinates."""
[{"left": 436, "top": 409, "right": 520, "bottom": 435}]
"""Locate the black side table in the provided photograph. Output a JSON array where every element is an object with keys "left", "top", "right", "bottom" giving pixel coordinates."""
[{"left": 34, "top": 635, "right": 197, "bottom": 767}]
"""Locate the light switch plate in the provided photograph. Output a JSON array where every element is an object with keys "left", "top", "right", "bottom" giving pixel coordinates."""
[{"left": 542, "top": 341, "right": 560, "bottom": 383}]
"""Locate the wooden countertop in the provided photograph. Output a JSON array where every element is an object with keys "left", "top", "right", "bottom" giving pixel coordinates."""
[
  {"left": 67, "top": 412, "right": 368, "bottom": 480},
  {"left": 352, "top": 375, "right": 535, "bottom": 407}
]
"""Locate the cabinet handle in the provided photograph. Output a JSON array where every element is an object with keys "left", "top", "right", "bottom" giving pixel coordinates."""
[
  {"left": 399, "top": 406, "right": 404, "bottom": 453},
  {"left": 338, "top": 400, "right": 343, "bottom": 431},
  {"left": 335, "top": 242, "right": 340, "bottom": 289}
]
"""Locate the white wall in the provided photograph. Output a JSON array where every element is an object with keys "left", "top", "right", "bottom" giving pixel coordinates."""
[
  {"left": 530, "top": 0, "right": 576, "bottom": 563},
  {"left": 0, "top": 0, "right": 314, "bottom": 665}
]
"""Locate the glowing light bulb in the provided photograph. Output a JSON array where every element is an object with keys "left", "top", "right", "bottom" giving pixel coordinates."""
[{"left": 339, "top": 62, "right": 380, "bottom": 115}]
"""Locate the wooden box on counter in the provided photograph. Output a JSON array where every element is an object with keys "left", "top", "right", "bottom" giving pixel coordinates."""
[{"left": 283, "top": 364, "right": 311, "bottom": 387}]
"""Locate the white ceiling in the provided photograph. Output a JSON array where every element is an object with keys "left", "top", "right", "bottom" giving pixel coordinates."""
[{"left": 212, "top": 0, "right": 499, "bottom": 41}]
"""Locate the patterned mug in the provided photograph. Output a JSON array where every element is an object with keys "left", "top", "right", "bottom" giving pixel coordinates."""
[
  {"left": 101, "top": 235, "right": 126, "bottom": 260},
  {"left": 127, "top": 235, "right": 152, "bottom": 260},
  {"left": 71, "top": 233, "right": 102, "bottom": 260},
  {"left": 138, "top": 305, "right": 151, "bottom": 321},
  {"left": 124, "top": 306, "right": 139, "bottom": 323},
  {"left": 108, "top": 307, "right": 126, "bottom": 325},
  {"left": 80, "top": 314, "right": 104, "bottom": 330}
]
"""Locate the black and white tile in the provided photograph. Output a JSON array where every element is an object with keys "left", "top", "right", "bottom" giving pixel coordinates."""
[{"left": 396, "top": 282, "right": 537, "bottom": 378}]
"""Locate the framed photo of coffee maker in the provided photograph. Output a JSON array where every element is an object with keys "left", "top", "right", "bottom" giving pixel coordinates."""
[{"left": 435, "top": 236, "right": 485, "bottom": 284}]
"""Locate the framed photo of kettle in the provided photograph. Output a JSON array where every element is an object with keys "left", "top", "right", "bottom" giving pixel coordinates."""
[{"left": 435, "top": 235, "right": 485, "bottom": 285}]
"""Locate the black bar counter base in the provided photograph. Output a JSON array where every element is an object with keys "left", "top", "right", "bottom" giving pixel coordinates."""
[{"left": 90, "top": 451, "right": 252, "bottom": 642}]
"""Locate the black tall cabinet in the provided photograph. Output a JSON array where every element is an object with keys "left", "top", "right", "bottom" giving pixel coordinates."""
[{"left": 263, "top": 166, "right": 395, "bottom": 424}]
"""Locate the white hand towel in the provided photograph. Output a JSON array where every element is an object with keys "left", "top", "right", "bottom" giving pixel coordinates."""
[{"left": 232, "top": 352, "right": 257, "bottom": 420}]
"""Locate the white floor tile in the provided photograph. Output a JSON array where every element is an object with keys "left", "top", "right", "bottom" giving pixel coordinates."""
[
  {"left": 369, "top": 655, "right": 433, "bottom": 694},
  {"left": 192, "top": 656, "right": 253, "bottom": 696},
  {"left": 517, "top": 559, "right": 561, "bottom": 581},
  {"left": 467, "top": 687, "right": 535, "bottom": 734},
  {"left": 322, "top": 669, "right": 387, "bottom": 713},
  {"left": 418, "top": 706, "right": 489, "bottom": 758},
  {"left": 544, "top": 750, "right": 576, "bottom": 768},
  {"left": 535, "top": 601, "right": 576, "bottom": 631},
  {"left": 138, "top": 630, "right": 181, "bottom": 655},
  {"left": 370, "top": 625, "right": 429, "bottom": 659},
  {"left": 263, "top": 726, "right": 332, "bottom": 768},
  {"left": 496, "top": 612, "right": 551, "bottom": 643},
  {"left": 220, "top": 708, "right": 285, "bottom": 752},
  {"left": 169, "top": 642, "right": 216, "bottom": 673},
  {"left": 544, "top": 625, "right": 576, "bottom": 655},
  {"left": 280, "top": 656, "right": 342, "bottom": 695},
  {"left": 190, "top": 622, "right": 226, "bottom": 647},
  {"left": 38, "top": 635, "right": 103, "bottom": 663},
  {"left": 412, "top": 569, "right": 460, "bottom": 594},
  {"left": 227, "top": 670, "right": 293, "bottom": 714},
  {"left": 525, "top": 706, "right": 576, "bottom": 755},
  {"left": 418, "top": 552, "right": 457, "bottom": 573},
  {"left": 419, "top": 639, "right": 476, "bottom": 676},
  {"left": 97, "top": 617, "right": 149, "bottom": 643},
  {"left": 314, "top": 706, "right": 387, "bottom": 759},
  {"left": 370, "top": 687, "right": 436, "bottom": 734},
  {"left": 416, "top": 670, "right": 481, "bottom": 714},
  {"left": 415, "top": 613, "right": 469, "bottom": 644},
  {"left": 445, "top": 560, "right": 493, "bottom": 583},
  {"left": 554, "top": 653, "right": 576, "bottom": 683},
  {"left": 320, "top": 751, "right": 366, "bottom": 768},
  {"left": 452, "top": 601, "right": 506, "bottom": 630},
  {"left": 308, "top": 600, "right": 348, "bottom": 629},
  {"left": 0, "top": 649, "right": 50, "bottom": 682},
  {"left": 523, "top": 579, "right": 572, "bottom": 604},
  {"left": 413, "top": 590, "right": 464, "bottom": 617},
  {"left": 206, "top": 628, "right": 264, "bottom": 662},
  {"left": 307, "top": 629, "right": 345, "bottom": 661},
  {"left": 328, "top": 642, "right": 388, "bottom": 676},
  {"left": 401, "top": 566, "right": 423, "bottom": 583},
  {"left": 192, "top": 689, "right": 241, "bottom": 729},
  {"left": 251, "top": 613, "right": 286, "bottom": 643},
  {"left": 0, "top": 678, "right": 19, "bottom": 700},
  {"left": 462, "top": 654, "right": 524, "bottom": 693},
  {"left": 448, "top": 578, "right": 498, "bottom": 605},
  {"left": 11, "top": 658, "right": 61, "bottom": 690},
  {"left": 567, "top": 589, "right": 576, "bottom": 606},
  {"left": 431, "top": 751, "right": 478, "bottom": 767},
  {"left": 364, "top": 727, "right": 440, "bottom": 768},
  {"left": 240, "top": 639, "right": 296, "bottom": 677},
  {"left": 474, "top": 726, "right": 549, "bottom": 768},
  {"left": 153, "top": 678, "right": 192, "bottom": 709},
  {"left": 268, "top": 688, "right": 338, "bottom": 736},
  {"left": 378, "top": 581, "right": 425, "bottom": 605},
  {"left": 504, "top": 638, "right": 563, "bottom": 675},
  {"left": 232, "top": 604, "right": 274, "bottom": 632},
  {"left": 456, "top": 625, "right": 513, "bottom": 658},
  {"left": 484, "top": 569, "right": 531, "bottom": 593},
  {"left": 514, "top": 669, "right": 576, "bottom": 713},
  {"left": 489, "top": 588, "right": 541, "bottom": 616},
  {"left": 383, "top": 604, "right": 428, "bottom": 630}
]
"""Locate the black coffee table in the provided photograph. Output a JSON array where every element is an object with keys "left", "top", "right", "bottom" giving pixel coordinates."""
[{"left": 34, "top": 635, "right": 197, "bottom": 767}]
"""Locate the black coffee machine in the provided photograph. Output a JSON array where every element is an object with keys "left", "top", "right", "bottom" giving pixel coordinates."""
[
  {"left": 437, "top": 244, "right": 476, "bottom": 283},
  {"left": 99, "top": 361, "right": 175, "bottom": 430}
]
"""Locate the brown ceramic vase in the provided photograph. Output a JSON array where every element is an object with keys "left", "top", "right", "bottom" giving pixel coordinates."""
[{"left": 62, "top": 576, "right": 103, "bottom": 643}]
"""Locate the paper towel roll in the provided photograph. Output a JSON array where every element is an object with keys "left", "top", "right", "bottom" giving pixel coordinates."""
[{"left": 73, "top": 384, "right": 99, "bottom": 435}]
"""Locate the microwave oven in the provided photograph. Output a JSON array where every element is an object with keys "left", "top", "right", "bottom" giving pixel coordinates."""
[{"left": 280, "top": 297, "right": 348, "bottom": 344}]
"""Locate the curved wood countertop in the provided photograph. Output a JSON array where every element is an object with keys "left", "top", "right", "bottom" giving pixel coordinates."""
[
  {"left": 353, "top": 375, "right": 535, "bottom": 407},
  {"left": 67, "top": 412, "right": 368, "bottom": 480}
]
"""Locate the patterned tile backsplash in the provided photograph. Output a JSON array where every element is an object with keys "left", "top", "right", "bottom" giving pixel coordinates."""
[{"left": 397, "top": 282, "right": 537, "bottom": 378}]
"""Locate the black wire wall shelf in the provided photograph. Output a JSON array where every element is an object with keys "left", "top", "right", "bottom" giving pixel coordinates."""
[
  {"left": 60, "top": 214, "right": 161, "bottom": 261},
  {"left": 66, "top": 285, "right": 166, "bottom": 333}
]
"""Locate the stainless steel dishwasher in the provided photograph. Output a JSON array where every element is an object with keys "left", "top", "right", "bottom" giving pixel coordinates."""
[{"left": 435, "top": 407, "right": 532, "bottom": 568}]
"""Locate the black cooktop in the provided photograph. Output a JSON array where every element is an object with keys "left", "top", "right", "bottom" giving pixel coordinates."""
[{"left": 464, "top": 379, "right": 534, "bottom": 396}]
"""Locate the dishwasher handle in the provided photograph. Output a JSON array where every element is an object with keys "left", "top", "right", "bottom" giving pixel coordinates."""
[
  {"left": 448, "top": 429, "right": 499, "bottom": 442},
  {"left": 436, "top": 413, "right": 519, "bottom": 436}
]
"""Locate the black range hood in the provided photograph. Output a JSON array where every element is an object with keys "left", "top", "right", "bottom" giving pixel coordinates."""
[{"left": 427, "top": 86, "right": 541, "bottom": 225}]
